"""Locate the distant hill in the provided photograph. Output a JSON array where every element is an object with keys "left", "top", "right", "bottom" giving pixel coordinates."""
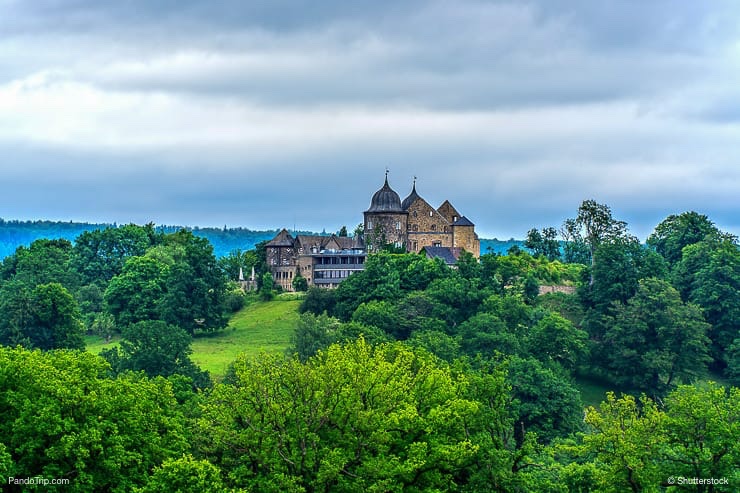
[
  {"left": 0, "top": 219, "right": 290, "bottom": 259},
  {"left": 0, "top": 218, "right": 521, "bottom": 260},
  {"left": 480, "top": 238, "right": 525, "bottom": 255}
]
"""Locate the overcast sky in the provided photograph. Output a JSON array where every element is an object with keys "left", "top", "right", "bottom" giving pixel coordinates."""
[{"left": 1, "top": 1, "right": 738, "bottom": 240}]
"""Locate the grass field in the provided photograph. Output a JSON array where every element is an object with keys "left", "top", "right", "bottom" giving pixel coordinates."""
[
  {"left": 85, "top": 298, "right": 302, "bottom": 380},
  {"left": 190, "top": 299, "right": 301, "bottom": 378}
]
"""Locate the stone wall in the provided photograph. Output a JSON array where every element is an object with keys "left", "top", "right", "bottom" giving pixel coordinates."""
[
  {"left": 452, "top": 225, "right": 479, "bottom": 257},
  {"left": 538, "top": 285, "right": 577, "bottom": 295},
  {"left": 364, "top": 211, "right": 408, "bottom": 250},
  {"left": 407, "top": 232, "right": 453, "bottom": 253}
]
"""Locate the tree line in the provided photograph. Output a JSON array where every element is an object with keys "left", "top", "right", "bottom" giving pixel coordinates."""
[{"left": 0, "top": 203, "right": 738, "bottom": 491}]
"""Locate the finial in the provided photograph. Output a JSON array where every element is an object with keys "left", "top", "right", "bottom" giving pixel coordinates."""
[
  {"left": 413, "top": 175, "right": 417, "bottom": 189},
  {"left": 384, "top": 167, "right": 389, "bottom": 185}
]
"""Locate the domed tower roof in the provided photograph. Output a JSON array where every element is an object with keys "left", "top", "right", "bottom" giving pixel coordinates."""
[
  {"left": 366, "top": 174, "right": 403, "bottom": 212},
  {"left": 401, "top": 178, "right": 421, "bottom": 210}
]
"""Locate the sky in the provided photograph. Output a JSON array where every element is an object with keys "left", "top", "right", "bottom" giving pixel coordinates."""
[{"left": 1, "top": 1, "right": 739, "bottom": 240}]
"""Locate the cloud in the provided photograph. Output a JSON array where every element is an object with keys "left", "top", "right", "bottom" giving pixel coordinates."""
[{"left": 0, "top": 0, "right": 739, "bottom": 240}]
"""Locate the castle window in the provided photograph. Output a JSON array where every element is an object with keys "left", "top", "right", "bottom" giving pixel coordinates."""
[
  {"left": 368, "top": 220, "right": 373, "bottom": 229},
  {"left": 396, "top": 221, "right": 401, "bottom": 230},
  {"left": 431, "top": 224, "right": 436, "bottom": 231},
  {"left": 433, "top": 241, "right": 442, "bottom": 247},
  {"left": 429, "top": 211, "right": 433, "bottom": 217},
  {"left": 413, "top": 211, "right": 417, "bottom": 218},
  {"left": 453, "top": 215, "right": 458, "bottom": 222}
]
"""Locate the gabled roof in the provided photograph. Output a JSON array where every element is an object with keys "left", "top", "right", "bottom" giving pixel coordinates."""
[
  {"left": 453, "top": 216, "right": 475, "bottom": 227},
  {"left": 421, "top": 246, "right": 463, "bottom": 265},
  {"left": 266, "top": 228, "right": 295, "bottom": 247},
  {"left": 295, "top": 234, "right": 359, "bottom": 251}
]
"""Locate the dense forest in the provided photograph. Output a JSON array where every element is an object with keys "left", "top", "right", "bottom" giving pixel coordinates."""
[{"left": 0, "top": 202, "right": 738, "bottom": 492}]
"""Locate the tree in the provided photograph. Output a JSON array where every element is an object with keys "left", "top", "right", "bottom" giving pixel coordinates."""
[
  {"left": 674, "top": 238, "right": 740, "bottom": 373},
  {"left": 647, "top": 211, "right": 725, "bottom": 266},
  {"left": 291, "top": 274, "right": 308, "bottom": 292},
  {"left": 579, "top": 393, "right": 666, "bottom": 492},
  {"left": 334, "top": 253, "right": 401, "bottom": 320},
  {"left": 299, "top": 286, "right": 337, "bottom": 316},
  {"left": 1, "top": 238, "right": 80, "bottom": 290},
  {"left": 139, "top": 455, "right": 227, "bottom": 493},
  {"left": 217, "top": 248, "right": 258, "bottom": 282},
  {"left": 288, "top": 312, "right": 341, "bottom": 362},
  {"left": 0, "top": 281, "right": 84, "bottom": 350},
  {"left": 602, "top": 278, "right": 711, "bottom": 394},
  {"left": 662, "top": 383, "right": 740, "bottom": 485},
  {"left": 259, "top": 272, "right": 274, "bottom": 301},
  {"left": 338, "top": 225, "right": 348, "bottom": 237},
  {"left": 526, "top": 312, "right": 588, "bottom": 372},
  {"left": 104, "top": 320, "right": 208, "bottom": 385},
  {"left": 156, "top": 230, "right": 227, "bottom": 333},
  {"left": 104, "top": 256, "right": 169, "bottom": 327},
  {"left": 199, "top": 340, "right": 481, "bottom": 492},
  {"left": 525, "top": 227, "right": 560, "bottom": 261},
  {"left": 72, "top": 223, "right": 159, "bottom": 286},
  {"left": 0, "top": 347, "right": 188, "bottom": 492},
  {"left": 562, "top": 200, "right": 630, "bottom": 277},
  {"left": 506, "top": 356, "right": 584, "bottom": 444}
]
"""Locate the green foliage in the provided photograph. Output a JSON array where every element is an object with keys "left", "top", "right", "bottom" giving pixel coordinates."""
[
  {"left": 103, "top": 320, "right": 210, "bottom": 388},
  {"left": 138, "top": 455, "right": 228, "bottom": 493},
  {"left": 506, "top": 356, "right": 584, "bottom": 444},
  {"left": 72, "top": 223, "right": 159, "bottom": 286},
  {"left": 579, "top": 392, "right": 667, "bottom": 492},
  {"left": 525, "top": 227, "right": 561, "bottom": 261},
  {"left": 647, "top": 211, "right": 725, "bottom": 266},
  {"left": 259, "top": 272, "right": 275, "bottom": 301},
  {"left": 674, "top": 237, "right": 740, "bottom": 373},
  {"left": 288, "top": 312, "right": 341, "bottom": 362},
  {"left": 104, "top": 256, "right": 169, "bottom": 327},
  {"left": 199, "top": 339, "right": 482, "bottom": 492},
  {"left": 0, "top": 281, "right": 84, "bottom": 350},
  {"left": 291, "top": 273, "right": 308, "bottom": 292},
  {"left": 299, "top": 286, "right": 337, "bottom": 315},
  {"left": 601, "top": 278, "right": 711, "bottom": 394},
  {"left": 1, "top": 238, "right": 80, "bottom": 289},
  {"left": 334, "top": 253, "right": 401, "bottom": 319},
  {"left": 526, "top": 312, "right": 588, "bottom": 372},
  {"left": 572, "top": 384, "right": 740, "bottom": 492},
  {"left": 562, "top": 200, "right": 630, "bottom": 270},
  {"left": 0, "top": 347, "right": 188, "bottom": 492}
]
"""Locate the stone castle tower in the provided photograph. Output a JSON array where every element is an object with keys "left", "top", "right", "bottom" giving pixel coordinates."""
[{"left": 363, "top": 175, "right": 479, "bottom": 257}]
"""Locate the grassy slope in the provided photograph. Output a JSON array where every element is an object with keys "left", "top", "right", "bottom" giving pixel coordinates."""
[
  {"left": 85, "top": 298, "right": 302, "bottom": 380},
  {"left": 190, "top": 299, "right": 301, "bottom": 379}
]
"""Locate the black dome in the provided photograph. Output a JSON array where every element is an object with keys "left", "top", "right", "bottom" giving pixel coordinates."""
[{"left": 367, "top": 176, "right": 403, "bottom": 212}]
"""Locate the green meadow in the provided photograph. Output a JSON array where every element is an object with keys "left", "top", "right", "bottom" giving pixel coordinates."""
[
  {"left": 86, "top": 297, "right": 302, "bottom": 380},
  {"left": 190, "top": 299, "right": 301, "bottom": 378}
]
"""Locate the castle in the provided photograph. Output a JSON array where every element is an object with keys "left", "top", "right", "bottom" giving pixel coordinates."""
[{"left": 265, "top": 175, "right": 479, "bottom": 291}]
